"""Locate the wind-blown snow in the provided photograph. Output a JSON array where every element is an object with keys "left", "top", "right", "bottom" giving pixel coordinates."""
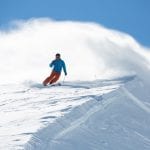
[
  {"left": 0, "top": 18, "right": 150, "bottom": 83},
  {"left": 0, "top": 18, "right": 150, "bottom": 150}
]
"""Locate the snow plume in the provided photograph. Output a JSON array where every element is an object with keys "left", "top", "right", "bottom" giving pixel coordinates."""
[{"left": 0, "top": 18, "right": 150, "bottom": 83}]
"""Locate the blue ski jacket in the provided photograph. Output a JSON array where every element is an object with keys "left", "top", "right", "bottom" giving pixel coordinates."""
[{"left": 49, "top": 59, "right": 67, "bottom": 75}]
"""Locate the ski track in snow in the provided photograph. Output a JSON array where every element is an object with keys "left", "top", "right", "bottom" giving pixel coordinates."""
[
  {"left": 53, "top": 95, "right": 116, "bottom": 141},
  {"left": 121, "top": 87, "right": 150, "bottom": 114}
]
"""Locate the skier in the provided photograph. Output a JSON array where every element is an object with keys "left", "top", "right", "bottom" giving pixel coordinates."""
[{"left": 43, "top": 53, "right": 67, "bottom": 86}]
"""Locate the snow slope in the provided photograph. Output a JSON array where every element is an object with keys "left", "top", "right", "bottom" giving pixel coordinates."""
[
  {"left": 25, "top": 76, "right": 150, "bottom": 150},
  {"left": 0, "top": 18, "right": 150, "bottom": 150},
  {"left": 0, "top": 77, "right": 126, "bottom": 150}
]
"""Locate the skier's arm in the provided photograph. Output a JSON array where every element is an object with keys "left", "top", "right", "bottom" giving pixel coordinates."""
[
  {"left": 62, "top": 61, "right": 67, "bottom": 75},
  {"left": 49, "top": 60, "right": 54, "bottom": 68}
]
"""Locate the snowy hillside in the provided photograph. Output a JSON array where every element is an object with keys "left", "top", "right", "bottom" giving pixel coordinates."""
[
  {"left": 0, "top": 18, "right": 150, "bottom": 150},
  {"left": 25, "top": 76, "right": 150, "bottom": 150}
]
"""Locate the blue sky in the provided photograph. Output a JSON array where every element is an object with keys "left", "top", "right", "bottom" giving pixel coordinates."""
[{"left": 0, "top": 0, "right": 150, "bottom": 47}]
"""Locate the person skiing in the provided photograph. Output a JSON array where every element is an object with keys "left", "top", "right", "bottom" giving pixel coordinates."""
[{"left": 43, "top": 53, "right": 67, "bottom": 86}]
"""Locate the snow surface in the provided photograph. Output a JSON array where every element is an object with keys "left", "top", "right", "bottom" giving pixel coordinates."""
[
  {"left": 25, "top": 77, "right": 150, "bottom": 150},
  {"left": 0, "top": 18, "right": 150, "bottom": 150}
]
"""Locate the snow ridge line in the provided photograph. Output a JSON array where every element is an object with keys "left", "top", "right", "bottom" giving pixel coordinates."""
[
  {"left": 52, "top": 96, "right": 117, "bottom": 141},
  {"left": 122, "top": 87, "right": 150, "bottom": 114}
]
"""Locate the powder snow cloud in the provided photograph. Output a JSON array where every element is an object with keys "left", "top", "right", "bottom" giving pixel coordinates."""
[{"left": 0, "top": 18, "right": 150, "bottom": 83}]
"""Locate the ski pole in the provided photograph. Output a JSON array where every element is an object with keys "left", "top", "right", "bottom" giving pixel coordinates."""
[{"left": 62, "top": 76, "right": 66, "bottom": 84}]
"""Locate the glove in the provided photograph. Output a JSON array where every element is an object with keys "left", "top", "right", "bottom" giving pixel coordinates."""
[{"left": 65, "top": 72, "right": 67, "bottom": 76}]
